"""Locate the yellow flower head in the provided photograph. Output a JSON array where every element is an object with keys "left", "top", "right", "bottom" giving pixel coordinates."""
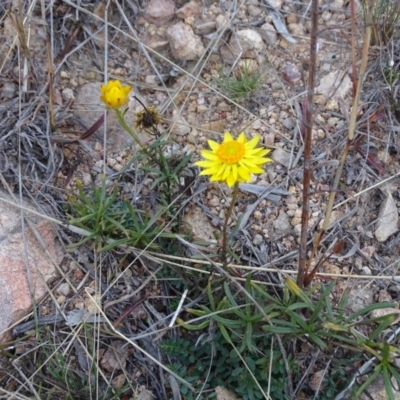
[
  {"left": 100, "top": 80, "right": 131, "bottom": 109},
  {"left": 194, "top": 132, "right": 272, "bottom": 187}
]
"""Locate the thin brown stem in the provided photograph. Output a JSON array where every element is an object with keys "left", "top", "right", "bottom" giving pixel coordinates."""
[
  {"left": 221, "top": 183, "right": 239, "bottom": 270},
  {"left": 297, "top": 0, "right": 319, "bottom": 288},
  {"left": 304, "top": 2, "right": 372, "bottom": 285}
]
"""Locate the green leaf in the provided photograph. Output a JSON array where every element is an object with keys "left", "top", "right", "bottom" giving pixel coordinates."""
[{"left": 346, "top": 302, "right": 396, "bottom": 322}]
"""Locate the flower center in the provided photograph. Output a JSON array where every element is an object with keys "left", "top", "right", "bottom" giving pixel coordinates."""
[{"left": 216, "top": 140, "right": 245, "bottom": 164}]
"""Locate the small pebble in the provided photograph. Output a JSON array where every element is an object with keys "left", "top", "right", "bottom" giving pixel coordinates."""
[
  {"left": 361, "top": 266, "right": 372, "bottom": 275},
  {"left": 253, "top": 234, "right": 263, "bottom": 246},
  {"left": 57, "top": 282, "right": 71, "bottom": 296}
]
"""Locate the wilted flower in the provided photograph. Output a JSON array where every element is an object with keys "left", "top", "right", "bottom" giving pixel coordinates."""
[
  {"left": 134, "top": 106, "right": 163, "bottom": 131},
  {"left": 100, "top": 80, "right": 131, "bottom": 109},
  {"left": 194, "top": 132, "right": 272, "bottom": 187}
]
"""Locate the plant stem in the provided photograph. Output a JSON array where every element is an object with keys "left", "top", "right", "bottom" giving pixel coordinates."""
[
  {"left": 116, "top": 109, "right": 144, "bottom": 148},
  {"left": 303, "top": 0, "right": 372, "bottom": 286},
  {"left": 297, "top": 0, "right": 319, "bottom": 288},
  {"left": 221, "top": 183, "right": 239, "bottom": 269}
]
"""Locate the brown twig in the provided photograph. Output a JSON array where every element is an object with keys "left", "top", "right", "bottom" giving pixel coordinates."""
[
  {"left": 302, "top": 0, "right": 373, "bottom": 286},
  {"left": 297, "top": 0, "right": 319, "bottom": 288}
]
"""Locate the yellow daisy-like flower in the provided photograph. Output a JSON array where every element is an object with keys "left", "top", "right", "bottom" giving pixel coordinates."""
[
  {"left": 100, "top": 80, "right": 131, "bottom": 109},
  {"left": 194, "top": 132, "right": 272, "bottom": 187}
]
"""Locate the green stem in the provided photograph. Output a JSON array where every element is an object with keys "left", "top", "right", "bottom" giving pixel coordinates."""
[
  {"left": 115, "top": 109, "right": 144, "bottom": 148},
  {"left": 221, "top": 182, "right": 239, "bottom": 270}
]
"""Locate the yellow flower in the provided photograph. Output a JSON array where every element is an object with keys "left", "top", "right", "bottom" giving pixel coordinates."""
[
  {"left": 100, "top": 80, "right": 131, "bottom": 109},
  {"left": 194, "top": 132, "right": 272, "bottom": 187}
]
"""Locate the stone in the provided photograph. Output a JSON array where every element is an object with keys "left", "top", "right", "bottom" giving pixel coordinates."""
[
  {"left": 375, "top": 193, "right": 399, "bottom": 242},
  {"left": 308, "top": 370, "right": 326, "bottom": 392},
  {"left": 268, "top": 0, "right": 283, "bottom": 8},
  {"left": 360, "top": 374, "right": 400, "bottom": 400},
  {"left": 167, "top": 22, "right": 205, "bottom": 61},
  {"left": 144, "top": 35, "right": 169, "bottom": 52},
  {"left": 170, "top": 110, "right": 190, "bottom": 136},
  {"left": 183, "top": 205, "right": 216, "bottom": 243},
  {"left": 347, "top": 284, "right": 374, "bottom": 313},
  {"left": 144, "top": 0, "right": 175, "bottom": 26},
  {"left": 248, "top": 4, "right": 262, "bottom": 16},
  {"left": 316, "top": 71, "right": 352, "bottom": 99},
  {"left": 282, "top": 63, "right": 302, "bottom": 86},
  {"left": 100, "top": 340, "right": 129, "bottom": 372},
  {"left": 253, "top": 234, "right": 263, "bottom": 246},
  {"left": 282, "top": 117, "right": 296, "bottom": 130},
  {"left": 74, "top": 82, "right": 150, "bottom": 150},
  {"left": 273, "top": 210, "right": 291, "bottom": 234},
  {"left": 1, "top": 82, "right": 17, "bottom": 99},
  {"left": 215, "top": 386, "right": 241, "bottom": 400},
  {"left": 57, "top": 282, "right": 71, "bottom": 297},
  {"left": 0, "top": 191, "right": 60, "bottom": 343},
  {"left": 176, "top": 1, "right": 201, "bottom": 19},
  {"left": 259, "top": 23, "right": 278, "bottom": 45},
  {"left": 194, "top": 21, "right": 216, "bottom": 35},
  {"left": 220, "top": 29, "right": 266, "bottom": 64},
  {"left": 271, "top": 148, "right": 292, "bottom": 167}
]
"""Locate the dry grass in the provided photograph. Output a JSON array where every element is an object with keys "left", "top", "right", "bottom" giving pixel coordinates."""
[{"left": 1, "top": 0, "right": 400, "bottom": 399}]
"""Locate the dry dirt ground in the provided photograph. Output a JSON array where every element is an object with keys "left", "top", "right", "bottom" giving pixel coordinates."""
[{"left": 1, "top": 0, "right": 400, "bottom": 399}]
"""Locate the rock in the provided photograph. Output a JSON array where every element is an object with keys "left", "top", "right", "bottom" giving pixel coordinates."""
[
  {"left": 57, "top": 283, "right": 71, "bottom": 297},
  {"left": 282, "top": 117, "right": 295, "bottom": 130},
  {"left": 361, "top": 266, "right": 372, "bottom": 275},
  {"left": 248, "top": 4, "right": 262, "bottom": 16},
  {"left": 111, "top": 374, "right": 126, "bottom": 390},
  {"left": 1, "top": 82, "right": 17, "bottom": 99},
  {"left": 273, "top": 210, "right": 291, "bottom": 234},
  {"left": 220, "top": 29, "right": 266, "bottom": 64},
  {"left": 144, "top": 0, "right": 175, "bottom": 26},
  {"left": 253, "top": 234, "right": 263, "bottom": 246},
  {"left": 375, "top": 193, "right": 399, "bottom": 242},
  {"left": 360, "top": 374, "right": 400, "bottom": 400},
  {"left": 0, "top": 191, "right": 60, "bottom": 343},
  {"left": 216, "top": 14, "right": 231, "bottom": 30},
  {"left": 137, "top": 389, "right": 154, "bottom": 400},
  {"left": 347, "top": 284, "right": 374, "bottom": 313},
  {"left": 194, "top": 21, "right": 216, "bottom": 35},
  {"left": 325, "top": 99, "right": 339, "bottom": 111},
  {"left": 370, "top": 291, "right": 400, "bottom": 321},
  {"left": 61, "top": 88, "right": 75, "bottom": 102},
  {"left": 183, "top": 205, "right": 216, "bottom": 243},
  {"left": 268, "top": 0, "right": 283, "bottom": 8},
  {"left": 271, "top": 148, "right": 292, "bottom": 167},
  {"left": 316, "top": 71, "right": 352, "bottom": 99},
  {"left": 282, "top": 63, "right": 302, "bottom": 86},
  {"left": 288, "top": 23, "right": 305, "bottom": 36},
  {"left": 170, "top": 110, "right": 190, "bottom": 136},
  {"left": 167, "top": 22, "right": 205, "bottom": 61},
  {"left": 100, "top": 340, "right": 129, "bottom": 372},
  {"left": 308, "top": 370, "right": 326, "bottom": 392},
  {"left": 259, "top": 23, "right": 278, "bottom": 45},
  {"left": 74, "top": 82, "right": 149, "bottom": 150},
  {"left": 176, "top": 1, "right": 201, "bottom": 19},
  {"left": 215, "top": 386, "right": 241, "bottom": 400},
  {"left": 144, "top": 35, "right": 169, "bottom": 52}
]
